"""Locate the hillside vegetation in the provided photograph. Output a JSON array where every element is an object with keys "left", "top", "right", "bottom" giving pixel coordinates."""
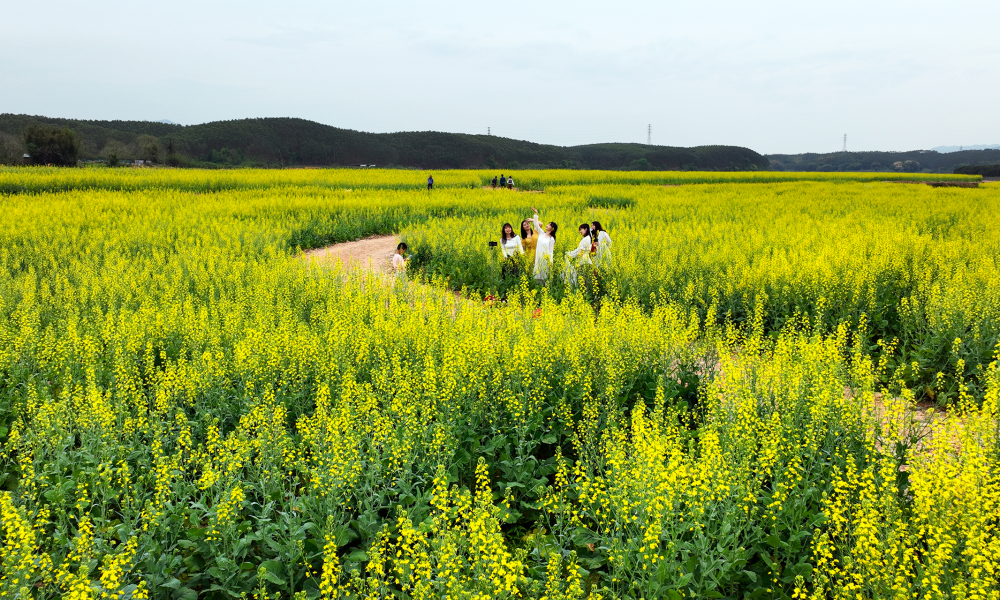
[
  {"left": 767, "top": 148, "right": 1000, "bottom": 174},
  {"left": 0, "top": 114, "right": 766, "bottom": 170}
]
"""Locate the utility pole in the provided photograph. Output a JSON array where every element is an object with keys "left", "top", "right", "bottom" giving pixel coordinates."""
[
  {"left": 647, "top": 124, "right": 652, "bottom": 145},
  {"left": 488, "top": 127, "right": 491, "bottom": 136},
  {"left": 842, "top": 134, "right": 847, "bottom": 152}
]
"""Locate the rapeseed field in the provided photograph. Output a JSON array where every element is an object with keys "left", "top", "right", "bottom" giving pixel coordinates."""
[{"left": 0, "top": 167, "right": 997, "bottom": 599}]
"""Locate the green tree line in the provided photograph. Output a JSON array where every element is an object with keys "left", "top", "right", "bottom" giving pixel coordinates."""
[{"left": 0, "top": 114, "right": 768, "bottom": 170}]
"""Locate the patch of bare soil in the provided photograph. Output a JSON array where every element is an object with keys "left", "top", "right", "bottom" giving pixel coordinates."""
[
  {"left": 480, "top": 186, "right": 544, "bottom": 193},
  {"left": 886, "top": 180, "right": 980, "bottom": 188},
  {"left": 301, "top": 234, "right": 398, "bottom": 274}
]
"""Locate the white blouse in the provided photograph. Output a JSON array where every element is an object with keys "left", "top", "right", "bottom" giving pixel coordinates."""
[
  {"left": 500, "top": 235, "right": 524, "bottom": 258},
  {"left": 594, "top": 230, "right": 612, "bottom": 263},
  {"left": 531, "top": 215, "right": 555, "bottom": 278},
  {"left": 566, "top": 234, "right": 593, "bottom": 264}
]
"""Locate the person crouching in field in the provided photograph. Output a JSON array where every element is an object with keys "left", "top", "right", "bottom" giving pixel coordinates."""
[
  {"left": 393, "top": 242, "right": 408, "bottom": 283},
  {"left": 499, "top": 222, "right": 524, "bottom": 279},
  {"left": 529, "top": 208, "right": 557, "bottom": 283}
]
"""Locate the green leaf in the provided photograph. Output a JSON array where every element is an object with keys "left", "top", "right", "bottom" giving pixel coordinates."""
[
  {"left": 260, "top": 560, "right": 285, "bottom": 576},
  {"left": 176, "top": 589, "right": 198, "bottom": 600},
  {"left": 159, "top": 578, "right": 182, "bottom": 590},
  {"left": 263, "top": 571, "right": 286, "bottom": 586},
  {"left": 541, "top": 434, "right": 558, "bottom": 444},
  {"left": 743, "top": 570, "right": 758, "bottom": 583},
  {"left": 346, "top": 550, "right": 368, "bottom": 563}
]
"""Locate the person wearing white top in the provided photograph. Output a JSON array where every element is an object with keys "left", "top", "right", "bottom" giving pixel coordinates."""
[
  {"left": 564, "top": 223, "right": 593, "bottom": 286},
  {"left": 507, "top": 176, "right": 514, "bottom": 190},
  {"left": 590, "top": 221, "right": 612, "bottom": 266},
  {"left": 392, "top": 242, "right": 408, "bottom": 285},
  {"left": 499, "top": 222, "right": 524, "bottom": 279},
  {"left": 529, "top": 208, "right": 558, "bottom": 282}
]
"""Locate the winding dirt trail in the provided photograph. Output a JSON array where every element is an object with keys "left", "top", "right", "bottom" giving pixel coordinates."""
[{"left": 301, "top": 234, "right": 398, "bottom": 273}]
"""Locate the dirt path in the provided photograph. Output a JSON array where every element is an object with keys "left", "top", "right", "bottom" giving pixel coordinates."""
[{"left": 302, "top": 234, "right": 398, "bottom": 273}]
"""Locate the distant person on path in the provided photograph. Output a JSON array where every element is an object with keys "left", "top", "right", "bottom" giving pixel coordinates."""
[
  {"left": 499, "top": 174, "right": 506, "bottom": 188},
  {"left": 499, "top": 222, "right": 524, "bottom": 279},
  {"left": 491, "top": 176, "right": 498, "bottom": 189},
  {"left": 393, "top": 242, "right": 409, "bottom": 282},
  {"left": 507, "top": 176, "right": 515, "bottom": 190},
  {"left": 520, "top": 219, "right": 536, "bottom": 268},
  {"left": 529, "top": 207, "right": 557, "bottom": 282},
  {"left": 591, "top": 221, "right": 612, "bottom": 265},
  {"left": 427, "top": 175, "right": 434, "bottom": 190},
  {"left": 564, "top": 223, "right": 593, "bottom": 286}
]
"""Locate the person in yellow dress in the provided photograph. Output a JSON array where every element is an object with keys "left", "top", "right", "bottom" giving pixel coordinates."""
[{"left": 520, "top": 219, "right": 537, "bottom": 272}]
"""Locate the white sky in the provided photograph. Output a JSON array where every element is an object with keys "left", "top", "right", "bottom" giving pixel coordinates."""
[{"left": 1, "top": 0, "right": 998, "bottom": 154}]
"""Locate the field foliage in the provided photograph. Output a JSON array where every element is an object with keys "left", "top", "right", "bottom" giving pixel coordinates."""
[{"left": 0, "top": 168, "right": 998, "bottom": 600}]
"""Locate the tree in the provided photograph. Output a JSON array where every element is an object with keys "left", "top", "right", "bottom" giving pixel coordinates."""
[
  {"left": 102, "top": 140, "right": 130, "bottom": 167},
  {"left": 0, "top": 132, "right": 27, "bottom": 165},
  {"left": 137, "top": 135, "right": 161, "bottom": 163},
  {"left": 23, "top": 125, "right": 80, "bottom": 166}
]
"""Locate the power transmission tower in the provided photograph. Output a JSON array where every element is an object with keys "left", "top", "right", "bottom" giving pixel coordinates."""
[
  {"left": 488, "top": 127, "right": 491, "bottom": 136},
  {"left": 842, "top": 134, "right": 847, "bottom": 152},
  {"left": 647, "top": 124, "right": 652, "bottom": 145}
]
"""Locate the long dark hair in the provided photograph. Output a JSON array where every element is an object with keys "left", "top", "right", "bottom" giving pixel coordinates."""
[
  {"left": 520, "top": 220, "right": 533, "bottom": 239},
  {"left": 549, "top": 222, "right": 558, "bottom": 241},
  {"left": 500, "top": 222, "right": 515, "bottom": 242},
  {"left": 579, "top": 223, "right": 591, "bottom": 238},
  {"left": 591, "top": 221, "right": 604, "bottom": 234}
]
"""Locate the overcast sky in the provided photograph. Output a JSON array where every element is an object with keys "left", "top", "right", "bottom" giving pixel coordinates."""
[{"left": 2, "top": 0, "right": 998, "bottom": 154}]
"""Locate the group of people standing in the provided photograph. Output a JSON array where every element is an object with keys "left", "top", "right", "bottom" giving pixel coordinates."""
[
  {"left": 499, "top": 207, "right": 611, "bottom": 286},
  {"left": 491, "top": 174, "right": 516, "bottom": 190}
]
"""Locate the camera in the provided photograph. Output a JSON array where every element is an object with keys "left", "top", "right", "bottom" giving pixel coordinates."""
[{"left": 488, "top": 241, "right": 498, "bottom": 247}]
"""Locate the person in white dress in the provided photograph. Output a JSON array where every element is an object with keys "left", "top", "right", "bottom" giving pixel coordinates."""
[
  {"left": 392, "top": 242, "right": 408, "bottom": 285},
  {"left": 499, "top": 222, "right": 524, "bottom": 279},
  {"left": 590, "top": 221, "right": 612, "bottom": 266},
  {"left": 564, "top": 223, "right": 593, "bottom": 286},
  {"left": 529, "top": 207, "right": 557, "bottom": 282}
]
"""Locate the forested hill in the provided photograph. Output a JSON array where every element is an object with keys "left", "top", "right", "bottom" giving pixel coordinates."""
[
  {"left": 767, "top": 149, "right": 1000, "bottom": 174},
  {"left": 0, "top": 114, "right": 767, "bottom": 170}
]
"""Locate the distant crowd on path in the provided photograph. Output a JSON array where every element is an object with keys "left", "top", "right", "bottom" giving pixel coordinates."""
[
  {"left": 424, "top": 173, "right": 516, "bottom": 191},
  {"left": 499, "top": 208, "right": 611, "bottom": 287},
  {"left": 491, "top": 174, "right": 515, "bottom": 190}
]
